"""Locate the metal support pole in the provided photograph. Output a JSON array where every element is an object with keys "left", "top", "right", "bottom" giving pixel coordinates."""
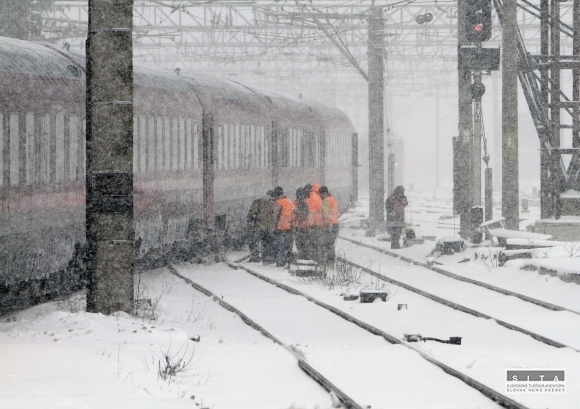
[
  {"left": 368, "top": 6, "right": 385, "bottom": 225},
  {"left": 502, "top": 0, "right": 519, "bottom": 230},
  {"left": 456, "top": 0, "right": 473, "bottom": 238},
  {"left": 86, "top": 0, "right": 134, "bottom": 314},
  {"left": 473, "top": 71, "right": 483, "bottom": 206},
  {"left": 436, "top": 85, "right": 440, "bottom": 189},
  {"left": 485, "top": 168, "right": 493, "bottom": 221},
  {"left": 551, "top": 0, "right": 562, "bottom": 219},
  {"left": 573, "top": 0, "right": 580, "bottom": 149},
  {"left": 493, "top": 71, "right": 501, "bottom": 196},
  {"left": 540, "top": 0, "right": 551, "bottom": 218},
  {"left": 352, "top": 132, "right": 359, "bottom": 204}
]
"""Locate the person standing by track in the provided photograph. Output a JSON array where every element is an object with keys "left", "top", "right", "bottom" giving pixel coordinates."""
[
  {"left": 319, "top": 186, "right": 340, "bottom": 263},
  {"left": 273, "top": 186, "right": 295, "bottom": 267},
  {"left": 385, "top": 185, "right": 408, "bottom": 249},
  {"left": 246, "top": 190, "right": 279, "bottom": 264}
]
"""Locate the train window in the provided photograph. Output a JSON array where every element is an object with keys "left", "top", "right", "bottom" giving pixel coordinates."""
[
  {"left": 179, "top": 118, "right": 185, "bottom": 170},
  {"left": 249, "top": 124, "right": 255, "bottom": 169},
  {"left": 315, "top": 134, "right": 320, "bottom": 168},
  {"left": 9, "top": 113, "right": 19, "bottom": 186},
  {"left": 245, "top": 124, "right": 250, "bottom": 169},
  {"left": 223, "top": 124, "right": 229, "bottom": 171},
  {"left": 193, "top": 121, "right": 199, "bottom": 170},
  {"left": 163, "top": 117, "right": 171, "bottom": 171},
  {"left": 70, "top": 115, "right": 78, "bottom": 181},
  {"left": 40, "top": 115, "right": 50, "bottom": 183},
  {"left": 172, "top": 118, "right": 179, "bottom": 171},
  {"left": 185, "top": 119, "right": 192, "bottom": 170},
  {"left": 259, "top": 126, "right": 265, "bottom": 169},
  {"left": 155, "top": 117, "right": 162, "bottom": 172},
  {"left": 217, "top": 124, "right": 223, "bottom": 171},
  {"left": 239, "top": 124, "right": 245, "bottom": 169},
  {"left": 148, "top": 116, "right": 155, "bottom": 173},
  {"left": 248, "top": 124, "right": 253, "bottom": 169},
  {"left": 0, "top": 113, "right": 3, "bottom": 186},
  {"left": 255, "top": 125, "right": 261, "bottom": 168},
  {"left": 301, "top": 130, "right": 305, "bottom": 168},
  {"left": 25, "top": 112, "right": 35, "bottom": 185},
  {"left": 139, "top": 115, "right": 146, "bottom": 173},
  {"left": 264, "top": 127, "right": 269, "bottom": 168},
  {"left": 234, "top": 124, "right": 240, "bottom": 169},
  {"left": 55, "top": 113, "right": 65, "bottom": 182},
  {"left": 227, "top": 125, "right": 236, "bottom": 169},
  {"left": 291, "top": 129, "right": 295, "bottom": 168},
  {"left": 295, "top": 129, "right": 300, "bottom": 168}
]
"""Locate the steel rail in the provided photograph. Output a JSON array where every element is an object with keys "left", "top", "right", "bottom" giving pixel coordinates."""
[
  {"left": 166, "top": 264, "right": 364, "bottom": 409},
  {"left": 223, "top": 261, "right": 530, "bottom": 409},
  {"left": 339, "top": 235, "right": 580, "bottom": 316},
  {"left": 337, "top": 256, "right": 577, "bottom": 352}
]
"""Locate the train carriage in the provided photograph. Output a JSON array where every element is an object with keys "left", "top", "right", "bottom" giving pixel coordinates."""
[{"left": 0, "top": 35, "right": 357, "bottom": 314}]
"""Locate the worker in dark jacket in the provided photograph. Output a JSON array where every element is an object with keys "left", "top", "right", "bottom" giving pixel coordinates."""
[
  {"left": 319, "top": 186, "right": 340, "bottom": 263},
  {"left": 385, "top": 185, "right": 408, "bottom": 249},
  {"left": 293, "top": 187, "right": 309, "bottom": 260},
  {"left": 247, "top": 190, "right": 279, "bottom": 263}
]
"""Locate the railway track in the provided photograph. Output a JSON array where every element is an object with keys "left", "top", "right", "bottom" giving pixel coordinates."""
[
  {"left": 336, "top": 237, "right": 580, "bottom": 351},
  {"left": 168, "top": 262, "right": 536, "bottom": 409},
  {"left": 339, "top": 236, "right": 580, "bottom": 316}
]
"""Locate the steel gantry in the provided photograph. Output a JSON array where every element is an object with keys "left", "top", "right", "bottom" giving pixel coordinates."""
[{"left": 20, "top": 1, "right": 580, "bottom": 221}]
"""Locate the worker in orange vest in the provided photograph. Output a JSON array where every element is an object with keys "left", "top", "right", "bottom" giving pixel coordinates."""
[
  {"left": 304, "top": 183, "right": 324, "bottom": 262},
  {"left": 319, "top": 186, "right": 340, "bottom": 263},
  {"left": 273, "top": 186, "right": 295, "bottom": 267}
]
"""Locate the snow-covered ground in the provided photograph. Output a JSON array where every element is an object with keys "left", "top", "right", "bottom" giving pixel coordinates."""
[{"left": 1, "top": 189, "right": 578, "bottom": 408}]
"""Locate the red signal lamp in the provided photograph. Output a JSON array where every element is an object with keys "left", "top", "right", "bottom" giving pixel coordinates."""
[{"left": 474, "top": 23, "right": 484, "bottom": 34}]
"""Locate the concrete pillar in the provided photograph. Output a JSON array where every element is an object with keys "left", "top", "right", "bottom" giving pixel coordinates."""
[
  {"left": 502, "top": 0, "right": 519, "bottom": 230},
  {"left": 86, "top": 0, "right": 134, "bottom": 314},
  {"left": 456, "top": 0, "right": 474, "bottom": 237},
  {"left": 368, "top": 6, "right": 385, "bottom": 225}
]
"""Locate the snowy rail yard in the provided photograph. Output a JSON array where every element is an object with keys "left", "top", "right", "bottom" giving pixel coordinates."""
[{"left": 1, "top": 190, "right": 579, "bottom": 409}]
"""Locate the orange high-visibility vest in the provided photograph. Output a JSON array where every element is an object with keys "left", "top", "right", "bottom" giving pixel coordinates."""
[
  {"left": 322, "top": 196, "right": 340, "bottom": 225},
  {"left": 276, "top": 197, "right": 295, "bottom": 230},
  {"left": 305, "top": 194, "right": 323, "bottom": 227}
]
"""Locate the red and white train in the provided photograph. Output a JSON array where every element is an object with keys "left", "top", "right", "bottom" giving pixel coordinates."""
[{"left": 0, "top": 36, "right": 357, "bottom": 312}]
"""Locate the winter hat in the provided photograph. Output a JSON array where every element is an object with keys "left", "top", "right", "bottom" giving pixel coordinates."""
[{"left": 273, "top": 186, "right": 284, "bottom": 197}]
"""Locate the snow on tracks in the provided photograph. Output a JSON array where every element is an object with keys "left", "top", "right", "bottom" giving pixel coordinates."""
[{"left": 170, "top": 262, "right": 508, "bottom": 409}]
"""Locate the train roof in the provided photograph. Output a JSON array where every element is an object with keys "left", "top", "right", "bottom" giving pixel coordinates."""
[
  {"left": 0, "top": 36, "right": 84, "bottom": 80},
  {"left": 0, "top": 35, "right": 356, "bottom": 134}
]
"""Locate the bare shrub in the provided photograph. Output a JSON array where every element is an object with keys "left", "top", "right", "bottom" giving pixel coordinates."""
[
  {"left": 185, "top": 298, "right": 208, "bottom": 325},
  {"left": 479, "top": 248, "right": 499, "bottom": 272},
  {"left": 297, "top": 256, "right": 365, "bottom": 289},
  {"left": 156, "top": 341, "right": 197, "bottom": 381},
  {"left": 134, "top": 274, "right": 176, "bottom": 322},
  {"left": 563, "top": 241, "right": 580, "bottom": 258}
]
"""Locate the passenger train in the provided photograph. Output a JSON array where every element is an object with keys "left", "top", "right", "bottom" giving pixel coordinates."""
[{"left": 0, "top": 36, "right": 357, "bottom": 313}]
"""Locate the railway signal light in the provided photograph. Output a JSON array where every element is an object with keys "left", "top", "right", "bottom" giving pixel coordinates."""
[{"left": 466, "top": 0, "right": 492, "bottom": 43}]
